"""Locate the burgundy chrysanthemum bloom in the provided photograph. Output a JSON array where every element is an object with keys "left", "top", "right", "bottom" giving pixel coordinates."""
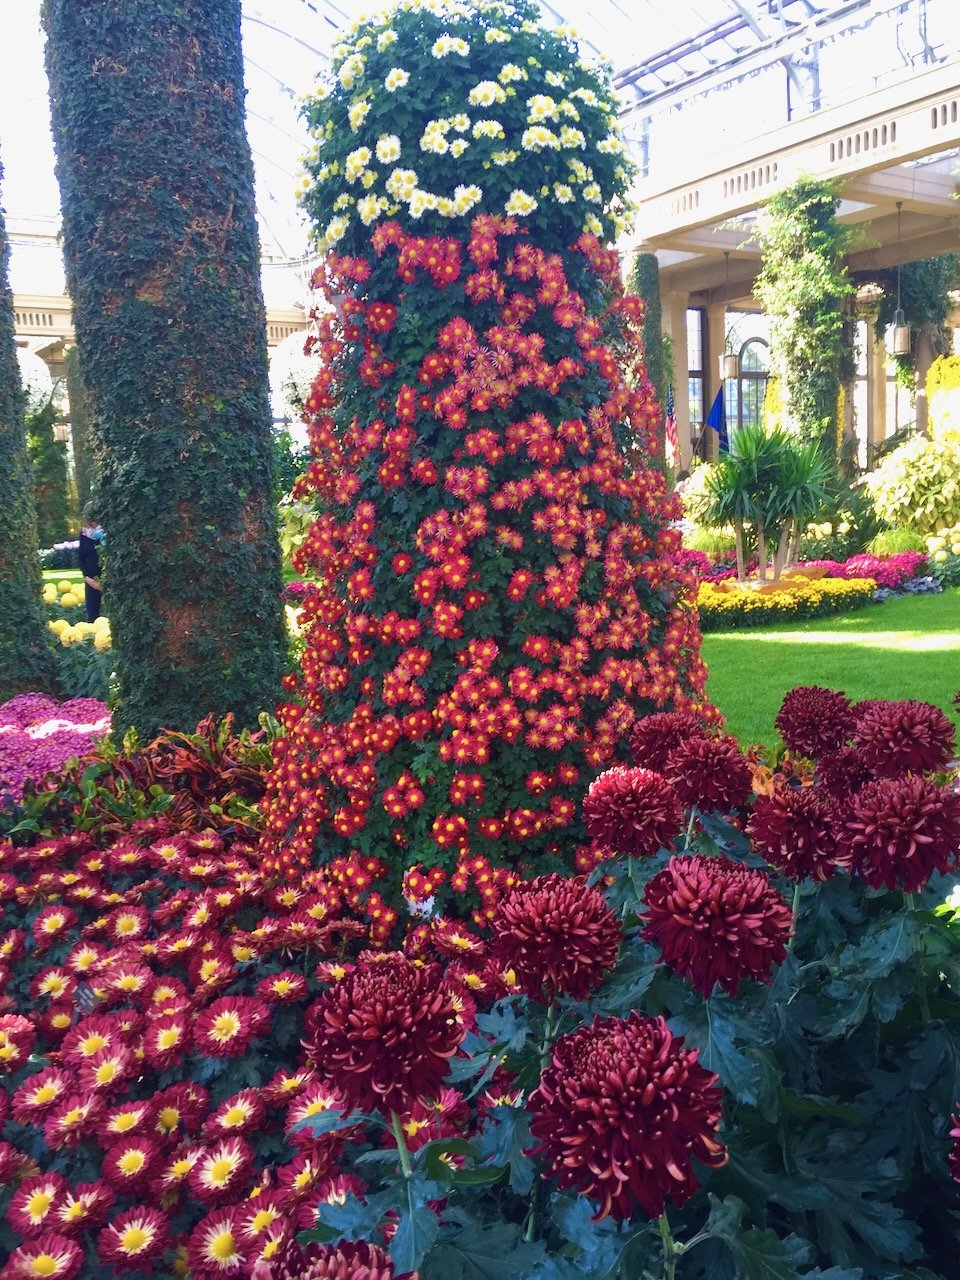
[
  {"left": 774, "top": 685, "right": 856, "bottom": 759},
  {"left": 303, "top": 953, "right": 464, "bottom": 1116},
  {"left": 491, "top": 874, "right": 621, "bottom": 1003},
  {"left": 264, "top": 1238, "right": 403, "bottom": 1279},
  {"left": 838, "top": 775, "right": 960, "bottom": 892},
  {"left": 630, "top": 711, "right": 706, "bottom": 771},
  {"left": 747, "top": 785, "right": 841, "bottom": 881},
  {"left": 853, "top": 699, "right": 956, "bottom": 778},
  {"left": 950, "top": 1111, "right": 960, "bottom": 1184},
  {"left": 582, "top": 766, "right": 684, "bottom": 858},
  {"left": 816, "top": 745, "right": 874, "bottom": 801},
  {"left": 664, "top": 734, "right": 752, "bottom": 813},
  {"left": 642, "top": 854, "right": 792, "bottom": 996},
  {"left": 528, "top": 1012, "right": 726, "bottom": 1222}
]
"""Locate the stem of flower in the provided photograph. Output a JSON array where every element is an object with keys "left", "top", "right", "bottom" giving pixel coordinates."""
[
  {"left": 786, "top": 881, "right": 802, "bottom": 953},
  {"left": 524, "top": 1002, "right": 559, "bottom": 1244},
  {"left": 905, "top": 892, "right": 931, "bottom": 1023},
  {"left": 684, "top": 806, "right": 698, "bottom": 850},
  {"left": 658, "top": 1210, "right": 681, "bottom": 1280},
  {"left": 390, "top": 1109, "right": 413, "bottom": 1178}
]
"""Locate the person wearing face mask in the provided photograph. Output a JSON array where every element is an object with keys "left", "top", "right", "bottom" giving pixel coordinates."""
[{"left": 77, "top": 502, "right": 104, "bottom": 622}]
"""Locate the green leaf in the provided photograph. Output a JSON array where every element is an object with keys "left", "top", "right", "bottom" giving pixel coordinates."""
[
  {"left": 671, "top": 999, "right": 764, "bottom": 1106},
  {"left": 424, "top": 1222, "right": 547, "bottom": 1279},
  {"left": 475, "top": 1105, "right": 535, "bottom": 1195},
  {"left": 703, "top": 1195, "right": 813, "bottom": 1280},
  {"left": 389, "top": 1175, "right": 443, "bottom": 1274}
]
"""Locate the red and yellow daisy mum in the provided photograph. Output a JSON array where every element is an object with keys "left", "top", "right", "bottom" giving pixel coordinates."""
[
  {"left": 0, "top": 1232, "right": 83, "bottom": 1279},
  {"left": 97, "top": 1099, "right": 154, "bottom": 1145},
  {"left": 30, "top": 967, "right": 75, "bottom": 1003},
  {"left": 53, "top": 1180, "right": 115, "bottom": 1236},
  {"left": 78, "top": 1045, "right": 134, "bottom": 1096},
  {"left": 186, "top": 1207, "right": 247, "bottom": 1276},
  {"left": 192, "top": 997, "right": 269, "bottom": 1059},
  {"left": 187, "top": 1136, "right": 255, "bottom": 1204},
  {"left": 11, "top": 1068, "right": 74, "bottom": 1125},
  {"left": 285, "top": 1083, "right": 347, "bottom": 1150},
  {"left": 203, "top": 1090, "right": 265, "bottom": 1138},
  {"left": 8, "top": 1173, "right": 68, "bottom": 1237},
  {"left": 97, "top": 1206, "right": 170, "bottom": 1273},
  {"left": 261, "top": 1067, "right": 315, "bottom": 1107},
  {"left": 256, "top": 970, "right": 308, "bottom": 1003},
  {"left": 151, "top": 1144, "right": 203, "bottom": 1204},
  {"left": 0, "top": 1014, "right": 37, "bottom": 1071},
  {"left": 102, "top": 1138, "right": 163, "bottom": 1193},
  {"left": 142, "top": 1012, "right": 190, "bottom": 1070},
  {"left": 42, "top": 1094, "right": 105, "bottom": 1150}
]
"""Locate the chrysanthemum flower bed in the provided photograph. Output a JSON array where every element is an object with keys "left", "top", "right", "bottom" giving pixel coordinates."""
[
  {"left": 0, "top": 696, "right": 110, "bottom": 809},
  {"left": 696, "top": 574, "right": 877, "bottom": 630},
  {"left": 0, "top": 690, "right": 959, "bottom": 1277}
]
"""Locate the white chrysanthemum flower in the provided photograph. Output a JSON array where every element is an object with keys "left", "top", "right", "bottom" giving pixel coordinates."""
[
  {"left": 449, "top": 113, "right": 471, "bottom": 132},
  {"left": 484, "top": 27, "right": 511, "bottom": 42},
  {"left": 311, "top": 84, "right": 332, "bottom": 102},
  {"left": 432, "top": 34, "right": 470, "bottom": 57},
  {"left": 420, "top": 129, "right": 450, "bottom": 154},
  {"left": 521, "top": 126, "right": 560, "bottom": 152},
  {"left": 527, "top": 94, "right": 560, "bottom": 122},
  {"left": 582, "top": 182, "right": 601, "bottom": 202},
  {"left": 567, "top": 158, "right": 590, "bottom": 182},
  {"left": 450, "top": 138, "right": 470, "bottom": 158},
  {"left": 437, "top": 197, "right": 455, "bottom": 217},
  {"left": 545, "top": 70, "right": 566, "bottom": 87},
  {"left": 559, "top": 100, "right": 581, "bottom": 121},
  {"left": 597, "top": 135, "right": 625, "bottom": 154},
  {"left": 409, "top": 188, "right": 439, "bottom": 217},
  {"left": 552, "top": 182, "right": 574, "bottom": 203},
  {"left": 472, "top": 119, "right": 505, "bottom": 139},
  {"left": 583, "top": 212, "right": 603, "bottom": 234},
  {"left": 333, "top": 193, "right": 354, "bottom": 210},
  {"left": 498, "top": 63, "right": 526, "bottom": 84},
  {"left": 384, "top": 67, "right": 411, "bottom": 91},
  {"left": 348, "top": 101, "right": 370, "bottom": 132},
  {"left": 322, "top": 215, "right": 349, "bottom": 246},
  {"left": 377, "top": 29, "right": 398, "bottom": 51},
  {"left": 491, "top": 149, "right": 519, "bottom": 166},
  {"left": 345, "top": 146, "right": 372, "bottom": 182},
  {"left": 505, "top": 188, "right": 538, "bottom": 216},
  {"left": 386, "top": 167, "right": 419, "bottom": 200},
  {"left": 376, "top": 134, "right": 401, "bottom": 163},
  {"left": 559, "top": 125, "right": 586, "bottom": 149},
  {"left": 468, "top": 80, "right": 507, "bottom": 106},
  {"left": 338, "top": 54, "right": 365, "bottom": 90},
  {"left": 453, "top": 183, "right": 483, "bottom": 213},
  {"left": 570, "top": 87, "right": 599, "bottom": 107},
  {"left": 357, "top": 193, "right": 387, "bottom": 225}
]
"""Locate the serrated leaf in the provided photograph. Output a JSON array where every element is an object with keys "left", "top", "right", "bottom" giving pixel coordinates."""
[
  {"left": 703, "top": 1195, "right": 813, "bottom": 1280},
  {"left": 672, "top": 999, "right": 763, "bottom": 1106},
  {"left": 389, "top": 1175, "right": 443, "bottom": 1274},
  {"left": 316, "top": 1188, "right": 396, "bottom": 1240},
  {"left": 423, "top": 1222, "right": 547, "bottom": 1279},
  {"left": 475, "top": 1105, "right": 535, "bottom": 1195}
]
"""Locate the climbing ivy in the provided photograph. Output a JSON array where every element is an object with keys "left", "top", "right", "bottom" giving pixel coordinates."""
[
  {"left": 754, "top": 178, "right": 854, "bottom": 456},
  {"left": 43, "top": 0, "right": 287, "bottom": 738},
  {"left": 26, "top": 392, "right": 70, "bottom": 545},
  {"left": 628, "top": 251, "right": 666, "bottom": 415},
  {"left": 0, "top": 156, "right": 59, "bottom": 701},
  {"left": 65, "top": 344, "right": 96, "bottom": 516}
]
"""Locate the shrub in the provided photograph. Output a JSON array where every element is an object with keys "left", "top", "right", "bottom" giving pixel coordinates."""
[
  {"left": 696, "top": 575, "right": 876, "bottom": 630},
  {"left": 682, "top": 525, "right": 737, "bottom": 559},
  {"left": 38, "top": 540, "right": 80, "bottom": 571},
  {"left": 867, "top": 527, "right": 928, "bottom": 556},
  {"left": 863, "top": 433, "right": 960, "bottom": 534},
  {"left": 926, "top": 524, "right": 960, "bottom": 589}
]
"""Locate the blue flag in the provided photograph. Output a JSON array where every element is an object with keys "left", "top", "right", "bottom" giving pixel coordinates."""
[{"left": 705, "top": 387, "right": 729, "bottom": 453}]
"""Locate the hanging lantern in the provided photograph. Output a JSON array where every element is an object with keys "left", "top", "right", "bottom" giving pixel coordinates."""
[
  {"left": 720, "top": 351, "right": 739, "bottom": 381},
  {"left": 892, "top": 201, "right": 911, "bottom": 357}
]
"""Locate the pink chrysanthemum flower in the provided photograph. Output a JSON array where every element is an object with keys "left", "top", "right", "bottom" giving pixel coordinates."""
[
  {"left": 491, "top": 874, "right": 621, "bottom": 1002},
  {"left": 528, "top": 1012, "right": 727, "bottom": 1221},
  {"left": 642, "top": 854, "right": 792, "bottom": 996},
  {"left": 8, "top": 1173, "right": 68, "bottom": 1237},
  {"left": 853, "top": 699, "right": 956, "bottom": 778},
  {"left": 0, "top": 1233, "right": 83, "bottom": 1280},
  {"left": 582, "top": 766, "right": 683, "bottom": 858},
  {"left": 97, "top": 1206, "right": 170, "bottom": 1273}
]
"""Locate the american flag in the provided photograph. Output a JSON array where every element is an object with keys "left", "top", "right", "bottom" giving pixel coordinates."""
[{"left": 665, "top": 385, "right": 680, "bottom": 469}]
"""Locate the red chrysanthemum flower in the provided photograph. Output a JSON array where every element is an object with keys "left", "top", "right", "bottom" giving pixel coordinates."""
[
  {"left": 53, "top": 1181, "right": 115, "bottom": 1236},
  {"left": 303, "top": 953, "right": 464, "bottom": 1116},
  {"left": 187, "top": 1207, "right": 247, "bottom": 1276},
  {"left": 203, "top": 1089, "right": 266, "bottom": 1138},
  {"left": 264, "top": 1238, "right": 402, "bottom": 1280},
  {"left": 8, "top": 1173, "right": 68, "bottom": 1237},
  {"left": 528, "top": 1011, "right": 727, "bottom": 1221},
  {"left": 0, "top": 1233, "right": 83, "bottom": 1280},
  {"left": 816, "top": 745, "right": 874, "bottom": 800},
  {"left": 582, "top": 766, "right": 683, "bottom": 858},
  {"left": 193, "top": 997, "right": 270, "bottom": 1059},
  {"left": 11, "top": 1068, "right": 74, "bottom": 1124},
  {"left": 950, "top": 1111, "right": 960, "bottom": 1184},
  {"left": 642, "top": 854, "right": 792, "bottom": 996},
  {"left": 839, "top": 775, "right": 960, "bottom": 892},
  {"left": 746, "top": 785, "right": 841, "bottom": 881},
  {"left": 188, "top": 1136, "right": 255, "bottom": 1204},
  {"left": 490, "top": 874, "right": 621, "bottom": 1002},
  {"left": 664, "top": 734, "right": 752, "bottom": 813},
  {"left": 853, "top": 699, "right": 956, "bottom": 778},
  {"left": 102, "top": 1138, "right": 163, "bottom": 1193},
  {"left": 97, "top": 1206, "right": 170, "bottom": 1273},
  {"left": 774, "top": 686, "right": 856, "bottom": 758},
  {"left": 630, "top": 711, "right": 706, "bottom": 771}
]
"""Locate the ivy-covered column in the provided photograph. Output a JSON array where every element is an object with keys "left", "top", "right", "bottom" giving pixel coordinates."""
[
  {"left": 629, "top": 250, "right": 666, "bottom": 417},
  {"left": 0, "top": 158, "right": 59, "bottom": 701},
  {"left": 754, "top": 178, "right": 853, "bottom": 457},
  {"left": 65, "top": 345, "right": 95, "bottom": 517},
  {"left": 259, "top": 0, "right": 713, "bottom": 921},
  {"left": 43, "top": 0, "right": 286, "bottom": 738}
]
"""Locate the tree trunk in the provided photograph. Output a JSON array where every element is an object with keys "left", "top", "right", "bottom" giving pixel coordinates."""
[
  {"left": 44, "top": 0, "right": 286, "bottom": 738},
  {"left": 734, "top": 520, "right": 746, "bottom": 582},
  {"left": 0, "top": 154, "right": 60, "bottom": 701},
  {"left": 756, "top": 520, "right": 767, "bottom": 581}
]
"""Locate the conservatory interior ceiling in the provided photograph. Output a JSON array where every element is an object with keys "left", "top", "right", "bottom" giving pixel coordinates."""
[{"left": 5, "top": 0, "right": 959, "bottom": 314}]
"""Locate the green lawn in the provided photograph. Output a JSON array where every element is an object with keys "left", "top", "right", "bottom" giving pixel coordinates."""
[{"left": 701, "top": 588, "right": 960, "bottom": 750}]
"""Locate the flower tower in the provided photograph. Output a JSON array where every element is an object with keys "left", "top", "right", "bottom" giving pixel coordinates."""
[{"left": 260, "top": 0, "right": 711, "bottom": 923}]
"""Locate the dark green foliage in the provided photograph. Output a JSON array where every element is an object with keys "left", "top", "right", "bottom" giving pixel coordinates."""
[
  {"left": 873, "top": 255, "right": 960, "bottom": 343},
  {"left": 0, "top": 157, "right": 60, "bottom": 701},
  {"left": 65, "top": 343, "right": 96, "bottom": 515},
  {"left": 755, "top": 179, "right": 854, "bottom": 457},
  {"left": 629, "top": 251, "right": 666, "bottom": 415},
  {"left": 26, "top": 393, "right": 70, "bottom": 544},
  {"left": 43, "top": 0, "right": 286, "bottom": 738}
]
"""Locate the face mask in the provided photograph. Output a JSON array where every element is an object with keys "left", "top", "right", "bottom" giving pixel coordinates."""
[{"left": 91, "top": 529, "right": 105, "bottom": 544}]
